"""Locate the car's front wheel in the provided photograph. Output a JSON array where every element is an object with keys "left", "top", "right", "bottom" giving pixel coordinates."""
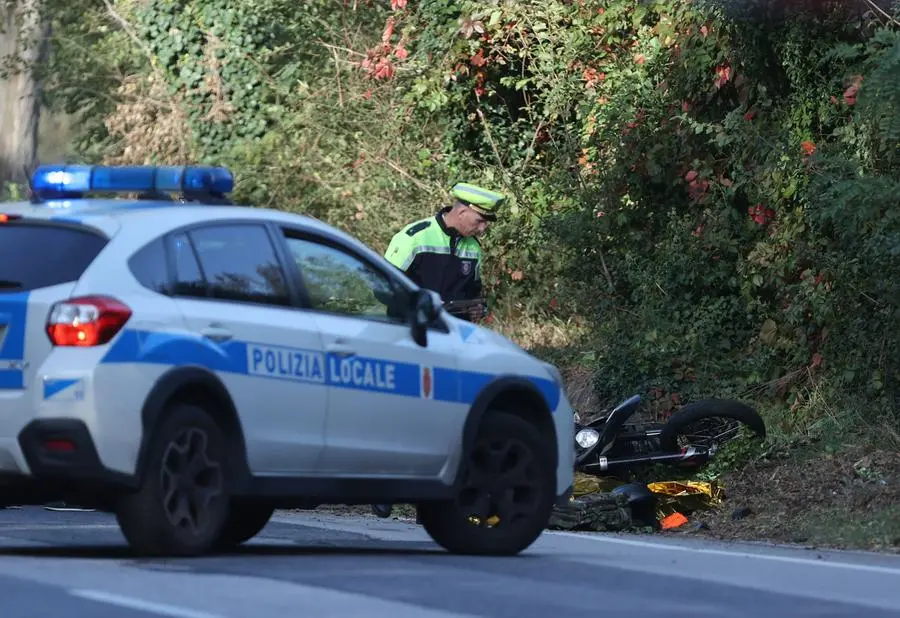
[
  {"left": 115, "top": 403, "right": 231, "bottom": 557},
  {"left": 215, "top": 500, "right": 276, "bottom": 550},
  {"left": 418, "top": 411, "right": 556, "bottom": 556}
]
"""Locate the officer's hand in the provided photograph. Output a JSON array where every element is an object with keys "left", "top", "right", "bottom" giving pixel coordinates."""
[{"left": 468, "top": 303, "right": 487, "bottom": 322}]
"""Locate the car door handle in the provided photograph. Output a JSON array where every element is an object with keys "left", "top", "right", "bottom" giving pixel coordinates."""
[
  {"left": 326, "top": 341, "right": 356, "bottom": 358},
  {"left": 201, "top": 325, "right": 233, "bottom": 343}
]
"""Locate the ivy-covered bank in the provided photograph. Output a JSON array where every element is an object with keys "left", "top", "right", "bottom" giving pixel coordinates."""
[{"left": 42, "top": 0, "right": 898, "bottom": 445}]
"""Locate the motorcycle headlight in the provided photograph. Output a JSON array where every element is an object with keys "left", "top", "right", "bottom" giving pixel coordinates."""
[{"left": 575, "top": 427, "right": 600, "bottom": 449}]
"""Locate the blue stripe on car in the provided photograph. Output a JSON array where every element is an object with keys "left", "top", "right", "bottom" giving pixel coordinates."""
[
  {"left": 0, "top": 291, "right": 29, "bottom": 390},
  {"left": 0, "top": 370, "right": 23, "bottom": 389},
  {"left": 43, "top": 378, "right": 83, "bottom": 400},
  {"left": 99, "top": 329, "right": 561, "bottom": 410}
]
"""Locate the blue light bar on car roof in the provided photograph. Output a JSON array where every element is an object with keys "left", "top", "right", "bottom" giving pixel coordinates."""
[{"left": 31, "top": 164, "right": 234, "bottom": 197}]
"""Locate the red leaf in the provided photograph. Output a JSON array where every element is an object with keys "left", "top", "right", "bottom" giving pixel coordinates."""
[
  {"left": 382, "top": 17, "right": 395, "bottom": 44},
  {"left": 374, "top": 58, "right": 394, "bottom": 80},
  {"left": 713, "top": 63, "right": 732, "bottom": 89},
  {"left": 843, "top": 75, "right": 863, "bottom": 106}
]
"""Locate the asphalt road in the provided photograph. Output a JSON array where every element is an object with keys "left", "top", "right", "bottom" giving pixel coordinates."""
[{"left": 0, "top": 507, "right": 897, "bottom": 617}]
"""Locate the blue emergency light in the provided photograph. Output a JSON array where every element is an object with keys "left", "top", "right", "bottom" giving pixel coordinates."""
[{"left": 31, "top": 164, "right": 234, "bottom": 198}]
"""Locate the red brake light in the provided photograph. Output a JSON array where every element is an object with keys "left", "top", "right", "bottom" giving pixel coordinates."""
[
  {"left": 0, "top": 214, "right": 21, "bottom": 224},
  {"left": 46, "top": 295, "right": 132, "bottom": 347}
]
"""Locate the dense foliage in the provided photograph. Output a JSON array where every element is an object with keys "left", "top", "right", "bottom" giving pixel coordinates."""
[{"left": 38, "top": 0, "right": 900, "bottom": 439}]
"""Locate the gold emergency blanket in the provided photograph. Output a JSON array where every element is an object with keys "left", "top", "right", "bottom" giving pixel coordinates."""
[
  {"left": 646, "top": 480, "right": 724, "bottom": 518},
  {"left": 573, "top": 473, "right": 624, "bottom": 496}
]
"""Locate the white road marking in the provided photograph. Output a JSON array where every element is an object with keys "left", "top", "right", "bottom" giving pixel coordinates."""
[
  {"left": 69, "top": 589, "right": 224, "bottom": 618},
  {"left": 547, "top": 531, "right": 900, "bottom": 575}
]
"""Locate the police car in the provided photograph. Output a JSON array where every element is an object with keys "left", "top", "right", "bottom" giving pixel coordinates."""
[{"left": 0, "top": 164, "right": 574, "bottom": 557}]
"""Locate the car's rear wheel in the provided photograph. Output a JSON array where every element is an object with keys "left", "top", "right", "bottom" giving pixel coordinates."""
[
  {"left": 418, "top": 411, "right": 556, "bottom": 556},
  {"left": 215, "top": 500, "right": 276, "bottom": 550},
  {"left": 115, "top": 403, "right": 231, "bottom": 557}
]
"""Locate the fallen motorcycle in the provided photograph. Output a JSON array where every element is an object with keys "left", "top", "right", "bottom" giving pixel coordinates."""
[{"left": 574, "top": 395, "right": 766, "bottom": 477}]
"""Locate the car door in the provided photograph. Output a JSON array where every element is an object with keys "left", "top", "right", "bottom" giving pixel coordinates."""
[
  {"left": 274, "top": 225, "right": 466, "bottom": 478},
  {"left": 166, "top": 221, "right": 329, "bottom": 475}
]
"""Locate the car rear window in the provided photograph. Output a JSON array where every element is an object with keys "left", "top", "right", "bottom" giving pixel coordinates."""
[{"left": 0, "top": 223, "right": 108, "bottom": 292}]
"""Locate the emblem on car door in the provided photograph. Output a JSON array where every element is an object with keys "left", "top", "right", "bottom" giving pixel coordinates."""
[{"left": 421, "top": 366, "right": 433, "bottom": 399}]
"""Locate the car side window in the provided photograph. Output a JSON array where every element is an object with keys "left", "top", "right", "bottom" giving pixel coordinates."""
[
  {"left": 284, "top": 235, "right": 405, "bottom": 322},
  {"left": 169, "top": 232, "right": 208, "bottom": 298},
  {"left": 171, "top": 224, "right": 291, "bottom": 307},
  {"left": 128, "top": 238, "right": 170, "bottom": 294}
]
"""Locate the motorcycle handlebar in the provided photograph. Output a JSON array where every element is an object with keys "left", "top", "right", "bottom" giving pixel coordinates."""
[{"left": 441, "top": 297, "right": 488, "bottom": 320}]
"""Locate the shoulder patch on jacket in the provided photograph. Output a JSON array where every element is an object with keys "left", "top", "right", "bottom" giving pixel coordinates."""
[{"left": 405, "top": 220, "right": 432, "bottom": 236}]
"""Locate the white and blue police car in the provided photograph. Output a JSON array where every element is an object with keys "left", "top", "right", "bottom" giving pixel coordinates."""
[{"left": 0, "top": 164, "right": 575, "bottom": 557}]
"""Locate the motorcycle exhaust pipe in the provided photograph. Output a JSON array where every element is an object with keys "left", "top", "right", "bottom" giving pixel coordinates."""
[{"left": 581, "top": 447, "right": 710, "bottom": 472}]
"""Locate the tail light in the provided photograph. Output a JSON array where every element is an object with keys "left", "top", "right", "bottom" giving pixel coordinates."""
[{"left": 46, "top": 295, "right": 132, "bottom": 347}]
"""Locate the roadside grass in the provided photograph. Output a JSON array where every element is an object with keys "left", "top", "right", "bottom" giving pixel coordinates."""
[{"left": 787, "top": 504, "right": 900, "bottom": 552}]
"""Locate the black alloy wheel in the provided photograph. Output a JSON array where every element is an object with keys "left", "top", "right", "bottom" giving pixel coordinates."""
[
  {"left": 116, "top": 404, "right": 231, "bottom": 557},
  {"left": 159, "top": 426, "right": 224, "bottom": 536},
  {"left": 418, "top": 411, "right": 556, "bottom": 556}
]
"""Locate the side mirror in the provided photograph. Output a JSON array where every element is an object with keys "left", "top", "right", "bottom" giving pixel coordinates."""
[{"left": 410, "top": 289, "right": 441, "bottom": 347}]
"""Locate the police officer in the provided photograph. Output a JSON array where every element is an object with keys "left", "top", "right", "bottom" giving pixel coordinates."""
[
  {"left": 384, "top": 182, "right": 505, "bottom": 322},
  {"left": 371, "top": 183, "right": 505, "bottom": 520}
]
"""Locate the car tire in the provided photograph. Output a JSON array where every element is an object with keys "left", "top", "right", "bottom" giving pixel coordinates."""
[
  {"left": 215, "top": 501, "right": 276, "bottom": 550},
  {"left": 115, "top": 403, "right": 231, "bottom": 557},
  {"left": 418, "top": 411, "right": 556, "bottom": 556}
]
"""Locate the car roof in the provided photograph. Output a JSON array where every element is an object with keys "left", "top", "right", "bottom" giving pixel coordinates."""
[
  {"left": 1, "top": 197, "right": 396, "bottom": 275},
  {"left": 2, "top": 197, "right": 350, "bottom": 240}
]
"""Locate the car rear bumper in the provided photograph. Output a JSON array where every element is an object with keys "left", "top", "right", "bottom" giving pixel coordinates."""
[
  {"left": 0, "top": 419, "right": 138, "bottom": 508},
  {"left": 19, "top": 419, "right": 136, "bottom": 485},
  {"left": 0, "top": 437, "right": 29, "bottom": 475},
  {"left": 0, "top": 355, "right": 164, "bottom": 482}
]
